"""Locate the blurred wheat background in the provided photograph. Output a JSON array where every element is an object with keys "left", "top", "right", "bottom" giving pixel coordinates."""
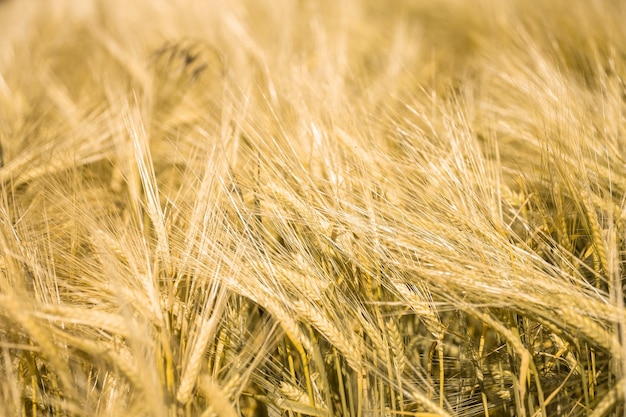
[{"left": 1, "top": 0, "right": 626, "bottom": 416}]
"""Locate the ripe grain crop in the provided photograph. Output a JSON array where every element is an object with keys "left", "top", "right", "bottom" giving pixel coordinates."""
[{"left": 1, "top": 0, "right": 626, "bottom": 416}]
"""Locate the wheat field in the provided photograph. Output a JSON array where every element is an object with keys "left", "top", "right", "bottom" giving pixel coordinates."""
[{"left": 0, "top": 0, "right": 625, "bottom": 416}]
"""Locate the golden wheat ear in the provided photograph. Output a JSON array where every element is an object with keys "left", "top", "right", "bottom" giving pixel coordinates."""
[{"left": 150, "top": 38, "right": 224, "bottom": 108}]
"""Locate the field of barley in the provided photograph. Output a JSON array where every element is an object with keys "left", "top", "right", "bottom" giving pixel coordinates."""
[{"left": 1, "top": 0, "right": 626, "bottom": 416}]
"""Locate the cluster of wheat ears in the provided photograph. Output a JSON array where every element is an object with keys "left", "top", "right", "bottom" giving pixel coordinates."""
[{"left": 1, "top": 0, "right": 626, "bottom": 416}]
